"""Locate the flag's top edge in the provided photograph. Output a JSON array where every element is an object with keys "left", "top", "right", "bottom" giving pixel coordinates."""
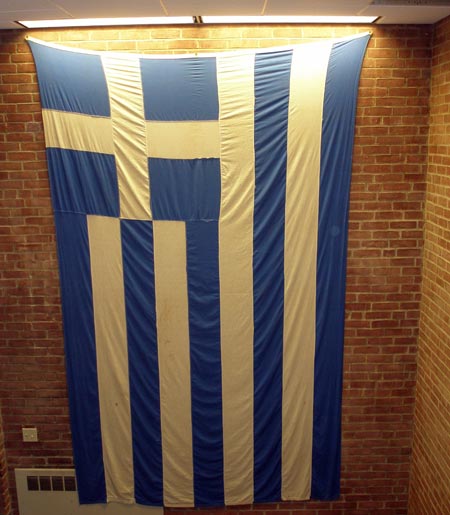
[{"left": 26, "top": 32, "right": 370, "bottom": 60}]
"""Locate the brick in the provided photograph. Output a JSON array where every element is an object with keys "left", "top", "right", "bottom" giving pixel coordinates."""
[{"left": 408, "top": 14, "right": 450, "bottom": 515}]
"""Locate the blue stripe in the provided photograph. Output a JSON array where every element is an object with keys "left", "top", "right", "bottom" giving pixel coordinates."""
[
  {"left": 47, "top": 148, "right": 119, "bottom": 217},
  {"left": 54, "top": 212, "right": 106, "bottom": 504},
  {"left": 121, "top": 220, "right": 163, "bottom": 505},
  {"left": 253, "top": 49, "right": 292, "bottom": 503},
  {"left": 313, "top": 34, "right": 370, "bottom": 500},
  {"left": 141, "top": 57, "right": 219, "bottom": 121},
  {"left": 149, "top": 158, "right": 221, "bottom": 221},
  {"left": 29, "top": 40, "right": 110, "bottom": 116},
  {"left": 186, "top": 221, "right": 224, "bottom": 506}
]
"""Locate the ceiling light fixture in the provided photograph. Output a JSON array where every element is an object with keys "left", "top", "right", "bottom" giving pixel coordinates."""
[
  {"left": 17, "top": 14, "right": 378, "bottom": 29},
  {"left": 202, "top": 15, "right": 378, "bottom": 24},
  {"left": 17, "top": 16, "right": 194, "bottom": 29}
]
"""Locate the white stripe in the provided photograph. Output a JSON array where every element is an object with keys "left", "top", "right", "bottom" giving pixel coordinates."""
[
  {"left": 282, "top": 41, "right": 332, "bottom": 500},
  {"left": 87, "top": 215, "right": 134, "bottom": 503},
  {"left": 146, "top": 121, "right": 220, "bottom": 159},
  {"left": 102, "top": 55, "right": 151, "bottom": 220},
  {"left": 153, "top": 221, "right": 194, "bottom": 507},
  {"left": 42, "top": 110, "right": 114, "bottom": 154},
  {"left": 217, "top": 52, "right": 255, "bottom": 506}
]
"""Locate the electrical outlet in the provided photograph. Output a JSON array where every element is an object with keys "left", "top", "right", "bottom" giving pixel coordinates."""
[{"left": 22, "top": 427, "right": 38, "bottom": 442}]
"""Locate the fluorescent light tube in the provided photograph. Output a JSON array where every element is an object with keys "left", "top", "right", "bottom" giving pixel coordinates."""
[
  {"left": 202, "top": 15, "right": 378, "bottom": 24},
  {"left": 18, "top": 14, "right": 377, "bottom": 29},
  {"left": 18, "top": 17, "right": 194, "bottom": 28}
]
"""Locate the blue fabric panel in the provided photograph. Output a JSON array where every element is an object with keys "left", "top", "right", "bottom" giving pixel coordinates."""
[
  {"left": 149, "top": 158, "right": 221, "bottom": 221},
  {"left": 54, "top": 212, "right": 106, "bottom": 504},
  {"left": 186, "top": 221, "right": 224, "bottom": 506},
  {"left": 46, "top": 148, "right": 119, "bottom": 217},
  {"left": 121, "top": 220, "right": 163, "bottom": 505},
  {"left": 313, "top": 34, "right": 370, "bottom": 500},
  {"left": 28, "top": 40, "right": 110, "bottom": 116},
  {"left": 140, "top": 57, "right": 219, "bottom": 121},
  {"left": 252, "top": 49, "right": 292, "bottom": 503}
]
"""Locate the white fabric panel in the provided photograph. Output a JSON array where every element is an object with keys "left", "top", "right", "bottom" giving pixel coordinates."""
[
  {"left": 153, "top": 221, "right": 194, "bottom": 507},
  {"left": 146, "top": 121, "right": 220, "bottom": 159},
  {"left": 102, "top": 55, "right": 151, "bottom": 220},
  {"left": 282, "top": 41, "right": 332, "bottom": 500},
  {"left": 87, "top": 215, "right": 134, "bottom": 503},
  {"left": 42, "top": 109, "right": 114, "bottom": 154},
  {"left": 217, "top": 52, "right": 255, "bottom": 506}
]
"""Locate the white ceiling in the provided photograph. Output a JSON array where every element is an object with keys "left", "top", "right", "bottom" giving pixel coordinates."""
[{"left": 1, "top": 0, "right": 450, "bottom": 29}]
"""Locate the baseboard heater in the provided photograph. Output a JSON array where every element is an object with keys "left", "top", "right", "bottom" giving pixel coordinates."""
[{"left": 15, "top": 469, "right": 163, "bottom": 515}]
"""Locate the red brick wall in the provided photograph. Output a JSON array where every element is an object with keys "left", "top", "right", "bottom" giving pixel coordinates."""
[
  {"left": 0, "top": 24, "right": 431, "bottom": 515},
  {"left": 0, "top": 408, "right": 11, "bottom": 515},
  {"left": 408, "top": 16, "right": 450, "bottom": 515}
]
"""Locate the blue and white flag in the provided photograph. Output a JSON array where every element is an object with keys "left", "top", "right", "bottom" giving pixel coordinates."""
[{"left": 29, "top": 33, "right": 369, "bottom": 508}]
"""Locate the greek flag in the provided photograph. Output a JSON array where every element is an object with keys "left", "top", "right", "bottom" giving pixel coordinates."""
[{"left": 29, "top": 33, "right": 369, "bottom": 507}]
